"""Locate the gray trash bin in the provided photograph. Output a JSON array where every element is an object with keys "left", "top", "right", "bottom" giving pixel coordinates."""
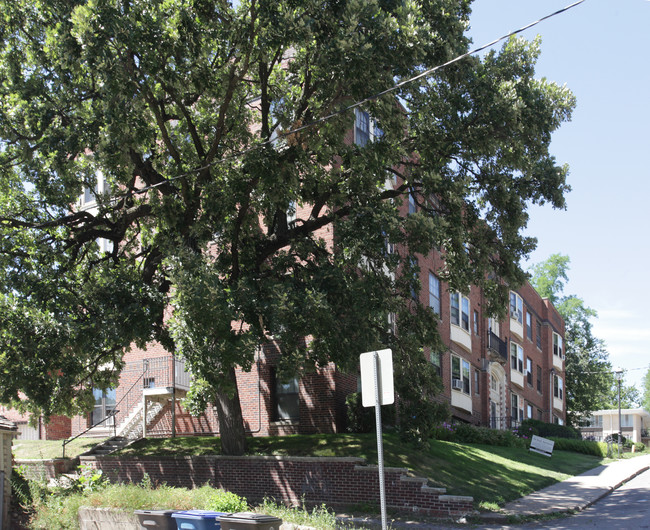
[
  {"left": 218, "top": 512, "right": 283, "bottom": 530},
  {"left": 134, "top": 509, "right": 179, "bottom": 529}
]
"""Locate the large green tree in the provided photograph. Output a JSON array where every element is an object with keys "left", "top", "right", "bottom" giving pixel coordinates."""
[
  {"left": 0, "top": 0, "right": 574, "bottom": 454},
  {"left": 529, "top": 254, "right": 614, "bottom": 425}
]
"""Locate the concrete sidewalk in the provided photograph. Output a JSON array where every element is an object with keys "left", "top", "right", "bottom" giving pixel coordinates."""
[
  {"left": 337, "top": 453, "right": 650, "bottom": 528},
  {"left": 500, "top": 453, "right": 650, "bottom": 517}
]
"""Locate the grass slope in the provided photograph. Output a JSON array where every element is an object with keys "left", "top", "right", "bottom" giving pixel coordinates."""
[
  {"left": 13, "top": 438, "right": 105, "bottom": 460},
  {"left": 114, "top": 433, "right": 606, "bottom": 507}
]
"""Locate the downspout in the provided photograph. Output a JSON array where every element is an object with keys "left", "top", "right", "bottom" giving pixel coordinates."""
[{"left": 171, "top": 354, "right": 176, "bottom": 438}]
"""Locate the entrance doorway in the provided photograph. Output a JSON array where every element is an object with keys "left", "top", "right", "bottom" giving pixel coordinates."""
[{"left": 92, "top": 388, "right": 116, "bottom": 427}]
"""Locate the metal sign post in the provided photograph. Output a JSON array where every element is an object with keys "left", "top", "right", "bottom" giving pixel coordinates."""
[{"left": 360, "top": 349, "right": 394, "bottom": 530}]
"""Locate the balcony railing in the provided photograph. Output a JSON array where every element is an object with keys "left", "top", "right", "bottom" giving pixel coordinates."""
[
  {"left": 113, "top": 356, "right": 191, "bottom": 429},
  {"left": 487, "top": 330, "right": 507, "bottom": 363}
]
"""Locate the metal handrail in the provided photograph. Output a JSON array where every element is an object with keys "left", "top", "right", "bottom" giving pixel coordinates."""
[
  {"left": 61, "top": 363, "right": 149, "bottom": 458},
  {"left": 62, "top": 409, "right": 119, "bottom": 459},
  {"left": 111, "top": 361, "right": 150, "bottom": 426}
]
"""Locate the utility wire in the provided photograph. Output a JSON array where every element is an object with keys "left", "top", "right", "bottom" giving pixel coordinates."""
[{"left": 123, "top": 0, "right": 587, "bottom": 199}]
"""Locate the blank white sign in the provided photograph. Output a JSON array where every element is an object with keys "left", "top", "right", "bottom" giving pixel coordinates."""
[{"left": 360, "top": 349, "right": 394, "bottom": 407}]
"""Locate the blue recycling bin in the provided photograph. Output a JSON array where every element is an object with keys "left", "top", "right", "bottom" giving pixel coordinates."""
[{"left": 171, "top": 510, "right": 228, "bottom": 530}]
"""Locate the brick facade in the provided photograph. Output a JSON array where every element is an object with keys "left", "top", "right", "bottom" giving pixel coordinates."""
[{"left": 80, "top": 454, "right": 473, "bottom": 517}]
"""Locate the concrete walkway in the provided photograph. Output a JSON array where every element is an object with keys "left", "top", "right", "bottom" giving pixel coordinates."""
[
  {"left": 337, "top": 453, "right": 650, "bottom": 528},
  {"left": 500, "top": 453, "right": 650, "bottom": 517}
]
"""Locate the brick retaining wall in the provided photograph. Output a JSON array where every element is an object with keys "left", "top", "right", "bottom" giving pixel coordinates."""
[{"left": 80, "top": 455, "right": 473, "bottom": 517}]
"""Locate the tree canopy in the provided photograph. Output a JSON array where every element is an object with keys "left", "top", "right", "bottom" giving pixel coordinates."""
[
  {"left": 642, "top": 368, "right": 650, "bottom": 412},
  {"left": 529, "top": 254, "right": 615, "bottom": 425},
  {"left": 0, "top": 0, "right": 574, "bottom": 453}
]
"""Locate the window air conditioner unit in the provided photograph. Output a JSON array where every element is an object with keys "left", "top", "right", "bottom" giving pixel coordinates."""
[{"left": 452, "top": 379, "right": 464, "bottom": 391}]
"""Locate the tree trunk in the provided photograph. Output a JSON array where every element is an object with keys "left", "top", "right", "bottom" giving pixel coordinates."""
[{"left": 214, "top": 366, "right": 247, "bottom": 456}]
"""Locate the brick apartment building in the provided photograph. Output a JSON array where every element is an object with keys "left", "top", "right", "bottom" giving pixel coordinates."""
[{"left": 4, "top": 109, "right": 566, "bottom": 441}]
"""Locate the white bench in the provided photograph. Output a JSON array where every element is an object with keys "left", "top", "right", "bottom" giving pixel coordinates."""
[{"left": 529, "top": 434, "right": 554, "bottom": 457}]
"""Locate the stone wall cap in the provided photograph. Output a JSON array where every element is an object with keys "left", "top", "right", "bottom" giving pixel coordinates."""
[
  {"left": 81, "top": 454, "right": 366, "bottom": 464},
  {"left": 439, "top": 494, "right": 474, "bottom": 502}
]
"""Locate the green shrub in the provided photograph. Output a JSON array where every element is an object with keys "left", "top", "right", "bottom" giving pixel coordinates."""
[
  {"left": 345, "top": 392, "right": 397, "bottom": 434},
  {"left": 430, "top": 422, "right": 526, "bottom": 448},
  {"left": 519, "top": 419, "right": 580, "bottom": 439},
  {"left": 633, "top": 442, "right": 646, "bottom": 453},
  {"left": 549, "top": 438, "right": 608, "bottom": 457},
  {"left": 207, "top": 490, "right": 248, "bottom": 512}
]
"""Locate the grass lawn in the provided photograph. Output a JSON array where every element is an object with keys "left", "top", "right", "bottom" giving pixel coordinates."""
[
  {"left": 115, "top": 432, "right": 608, "bottom": 508},
  {"left": 13, "top": 437, "right": 105, "bottom": 460}
]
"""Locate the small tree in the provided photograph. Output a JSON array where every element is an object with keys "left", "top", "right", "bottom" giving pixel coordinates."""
[{"left": 529, "top": 255, "right": 614, "bottom": 426}]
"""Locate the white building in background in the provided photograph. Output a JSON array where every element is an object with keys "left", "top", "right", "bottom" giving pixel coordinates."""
[{"left": 579, "top": 408, "right": 650, "bottom": 446}]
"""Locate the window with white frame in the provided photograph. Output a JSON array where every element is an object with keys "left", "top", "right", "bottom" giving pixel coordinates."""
[
  {"left": 488, "top": 317, "right": 500, "bottom": 336},
  {"left": 354, "top": 108, "right": 382, "bottom": 147},
  {"left": 526, "top": 358, "right": 533, "bottom": 386},
  {"left": 526, "top": 312, "right": 532, "bottom": 340},
  {"left": 450, "top": 293, "right": 470, "bottom": 332},
  {"left": 536, "top": 320, "right": 542, "bottom": 348},
  {"left": 473, "top": 310, "right": 479, "bottom": 335},
  {"left": 428, "top": 273, "right": 441, "bottom": 315},
  {"left": 354, "top": 109, "right": 371, "bottom": 147},
  {"left": 510, "top": 342, "right": 523, "bottom": 373},
  {"left": 80, "top": 172, "right": 108, "bottom": 208},
  {"left": 587, "top": 415, "right": 603, "bottom": 427},
  {"left": 621, "top": 414, "right": 633, "bottom": 428},
  {"left": 526, "top": 404, "right": 533, "bottom": 419},
  {"left": 509, "top": 292, "right": 523, "bottom": 324},
  {"left": 553, "top": 332, "right": 563, "bottom": 359},
  {"left": 553, "top": 374, "right": 564, "bottom": 400},
  {"left": 451, "top": 355, "right": 470, "bottom": 394}
]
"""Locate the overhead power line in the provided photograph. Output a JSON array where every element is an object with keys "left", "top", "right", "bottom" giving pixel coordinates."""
[{"left": 31, "top": 0, "right": 590, "bottom": 202}]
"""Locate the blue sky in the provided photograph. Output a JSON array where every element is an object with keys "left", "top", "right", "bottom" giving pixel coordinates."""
[{"left": 468, "top": 0, "right": 650, "bottom": 396}]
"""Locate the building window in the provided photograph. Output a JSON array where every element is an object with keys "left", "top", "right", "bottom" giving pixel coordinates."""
[
  {"left": 430, "top": 351, "right": 442, "bottom": 376},
  {"left": 526, "top": 312, "right": 532, "bottom": 340},
  {"left": 451, "top": 293, "right": 470, "bottom": 332},
  {"left": 526, "top": 358, "right": 533, "bottom": 386},
  {"left": 473, "top": 310, "right": 479, "bottom": 335},
  {"left": 510, "top": 342, "right": 523, "bottom": 373},
  {"left": 526, "top": 404, "right": 533, "bottom": 419},
  {"left": 537, "top": 408, "right": 543, "bottom": 420},
  {"left": 511, "top": 393, "right": 522, "bottom": 424},
  {"left": 387, "top": 312, "right": 396, "bottom": 335},
  {"left": 92, "top": 387, "right": 116, "bottom": 427},
  {"left": 474, "top": 369, "right": 480, "bottom": 395},
  {"left": 587, "top": 415, "right": 603, "bottom": 427},
  {"left": 488, "top": 317, "right": 500, "bottom": 336},
  {"left": 354, "top": 108, "right": 370, "bottom": 147},
  {"left": 553, "top": 375, "right": 564, "bottom": 401},
  {"left": 273, "top": 370, "right": 299, "bottom": 421},
  {"left": 143, "top": 377, "right": 156, "bottom": 389},
  {"left": 509, "top": 292, "right": 523, "bottom": 324},
  {"left": 408, "top": 191, "right": 417, "bottom": 215},
  {"left": 536, "top": 320, "right": 542, "bottom": 349},
  {"left": 621, "top": 414, "right": 633, "bottom": 428},
  {"left": 428, "top": 273, "right": 441, "bottom": 315},
  {"left": 451, "top": 355, "right": 470, "bottom": 395},
  {"left": 536, "top": 365, "right": 542, "bottom": 393},
  {"left": 553, "top": 333, "right": 563, "bottom": 359}
]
